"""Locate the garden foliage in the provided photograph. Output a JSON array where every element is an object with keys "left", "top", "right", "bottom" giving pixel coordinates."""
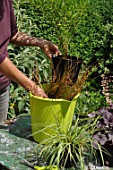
[{"left": 8, "top": 0, "right": 112, "bottom": 116}]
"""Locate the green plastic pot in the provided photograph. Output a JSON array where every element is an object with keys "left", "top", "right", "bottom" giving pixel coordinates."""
[{"left": 30, "top": 93, "right": 79, "bottom": 143}]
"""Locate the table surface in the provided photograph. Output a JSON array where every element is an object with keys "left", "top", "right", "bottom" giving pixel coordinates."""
[{"left": 0, "top": 114, "right": 36, "bottom": 170}]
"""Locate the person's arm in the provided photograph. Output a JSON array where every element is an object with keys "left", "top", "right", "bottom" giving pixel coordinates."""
[
  {"left": 10, "top": 32, "right": 61, "bottom": 59},
  {"left": 0, "top": 57, "right": 48, "bottom": 98}
]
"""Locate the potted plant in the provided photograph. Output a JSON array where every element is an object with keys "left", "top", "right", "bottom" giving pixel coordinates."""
[
  {"left": 88, "top": 106, "right": 113, "bottom": 167},
  {"left": 30, "top": 0, "right": 89, "bottom": 143},
  {"left": 30, "top": 59, "right": 89, "bottom": 141},
  {"left": 28, "top": 117, "right": 100, "bottom": 169}
]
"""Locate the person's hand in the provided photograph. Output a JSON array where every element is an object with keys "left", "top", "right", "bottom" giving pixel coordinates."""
[
  {"left": 41, "top": 40, "right": 61, "bottom": 59},
  {"left": 31, "top": 85, "right": 48, "bottom": 98}
]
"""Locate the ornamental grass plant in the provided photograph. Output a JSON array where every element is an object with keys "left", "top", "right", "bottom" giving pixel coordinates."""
[
  {"left": 33, "top": 61, "right": 88, "bottom": 101},
  {"left": 30, "top": 116, "right": 102, "bottom": 169},
  {"left": 45, "top": 69, "right": 88, "bottom": 101}
]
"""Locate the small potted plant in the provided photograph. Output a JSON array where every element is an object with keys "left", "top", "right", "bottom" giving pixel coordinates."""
[
  {"left": 29, "top": 117, "right": 99, "bottom": 170},
  {"left": 88, "top": 106, "right": 113, "bottom": 167},
  {"left": 30, "top": 67, "right": 88, "bottom": 143}
]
